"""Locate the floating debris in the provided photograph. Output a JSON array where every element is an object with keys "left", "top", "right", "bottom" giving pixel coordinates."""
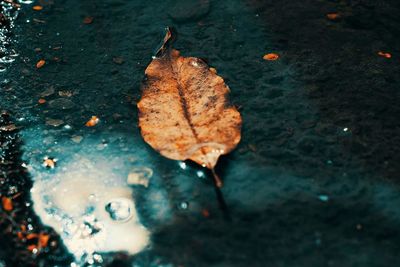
[
  {"left": 83, "top": 16, "right": 93, "bottom": 24},
  {"left": 36, "top": 59, "right": 46, "bottom": 68},
  {"left": 85, "top": 116, "right": 99, "bottom": 127},
  {"left": 112, "top": 56, "right": 124, "bottom": 65},
  {"left": 326, "top": 12, "right": 340, "bottom": 21},
  {"left": 127, "top": 167, "right": 153, "bottom": 187},
  {"left": 378, "top": 51, "right": 391, "bottom": 59},
  {"left": 58, "top": 90, "right": 74, "bottom": 97},
  {"left": 38, "top": 98, "right": 46, "bottom": 104},
  {"left": 263, "top": 53, "right": 279, "bottom": 61},
  {"left": 32, "top": 5, "right": 43, "bottom": 11},
  {"left": 0, "top": 123, "right": 18, "bottom": 131},
  {"left": 2, "top": 196, "right": 13, "bottom": 212},
  {"left": 42, "top": 157, "right": 57, "bottom": 169},
  {"left": 201, "top": 209, "right": 210, "bottom": 218}
]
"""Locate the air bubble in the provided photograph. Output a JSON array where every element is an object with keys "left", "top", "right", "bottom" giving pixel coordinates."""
[{"left": 105, "top": 198, "right": 133, "bottom": 222}]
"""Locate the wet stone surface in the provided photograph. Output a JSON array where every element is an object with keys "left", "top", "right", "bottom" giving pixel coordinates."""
[{"left": 1, "top": 0, "right": 400, "bottom": 266}]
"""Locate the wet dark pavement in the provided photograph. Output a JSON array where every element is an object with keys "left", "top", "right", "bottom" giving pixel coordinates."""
[{"left": 1, "top": 0, "right": 400, "bottom": 266}]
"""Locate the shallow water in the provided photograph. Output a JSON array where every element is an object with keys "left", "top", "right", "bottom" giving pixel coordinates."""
[{"left": 1, "top": 0, "right": 400, "bottom": 266}]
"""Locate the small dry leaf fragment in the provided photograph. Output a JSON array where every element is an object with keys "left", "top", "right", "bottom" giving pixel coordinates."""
[
  {"left": 138, "top": 27, "right": 242, "bottom": 187},
  {"left": 326, "top": 12, "right": 340, "bottom": 21},
  {"left": 2, "top": 196, "right": 13, "bottom": 211},
  {"left": 263, "top": 53, "right": 279, "bottom": 61},
  {"left": 58, "top": 90, "right": 73, "bottom": 97},
  {"left": 36, "top": 59, "right": 46, "bottom": 69},
  {"left": 33, "top": 5, "right": 43, "bottom": 11},
  {"left": 113, "top": 56, "right": 124, "bottom": 65},
  {"left": 201, "top": 209, "right": 210, "bottom": 218},
  {"left": 39, "top": 233, "right": 50, "bottom": 247},
  {"left": 26, "top": 233, "right": 39, "bottom": 240},
  {"left": 378, "top": 51, "right": 391, "bottom": 58},
  {"left": 85, "top": 116, "right": 99, "bottom": 127},
  {"left": 0, "top": 123, "right": 18, "bottom": 132},
  {"left": 127, "top": 167, "right": 153, "bottom": 187},
  {"left": 27, "top": 245, "right": 37, "bottom": 252},
  {"left": 38, "top": 98, "right": 46, "bottom": 104},
  {"left": 83, "top": 16, "right": 94, "bottom": 24},
  {"left": 43, "top": 157, "right": 57, "bottom": 169}
]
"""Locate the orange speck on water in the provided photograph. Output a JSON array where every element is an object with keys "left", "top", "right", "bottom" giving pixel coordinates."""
[
  {"left": 202, "top": 209, "right": 210, "bottom": 218},
  {"left": 43, "top": 158, "right": 56, "bottom": 168},
  {"left": 263, "top": 53, "right": 279, "bottom": 61},
  {"left": 17, "top": 232, "right": 24, "bottom": 240},
  {"left": 85, "top": 116, "right": 99, "bottom": 127},
  {"left": 32, "top": 5, "right": 43, "bottom": 11},
  {"left": 26, "top": 233, "right": 39, "bottom": 240},
  {"left": 83, "top": 16, "right": 94, "bottom": 24},
  {"left": 2, "top": 196, "right": 13, "bottom": 212},
  {"left": 36, "top": 59, "right": 46, "bottom": 69},
  {"left": 27, "top": 245, "right": 37, "bottom": 252},
  {"left": 378, "top": 51, "right": 392, "bottom": 58},
  {"left": 38, "top": 98, "right": 46, "bottom": 104},
  {"left": 326, "top": 12, "right": 340, "bottom": 20},
  {"left": 39, "top": 233, "right": 50, "bottom": 247}
]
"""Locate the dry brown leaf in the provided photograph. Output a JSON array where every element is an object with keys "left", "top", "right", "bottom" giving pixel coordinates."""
[{"left": 137, "top": 27, "right": 242, "bottom": 187}]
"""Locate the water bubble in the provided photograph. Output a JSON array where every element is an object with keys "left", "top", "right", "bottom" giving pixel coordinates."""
[
  {"left": 318, "top": 195, "right": 329, "bottom": 202},
  {"left": 0, "top": 65, "right": 6, "bottom": 72},
  {"left": 105, "top": 198, "right": 133, "bottom": 222},
  {"left": 178, "top": 161, "right": 187, "bottom": 170},
  {"left": 179, "top": 201, "right": 188, "bottom": 210},
  {"left": 196, "top": 170, "right": 205, "bottom": 178}
]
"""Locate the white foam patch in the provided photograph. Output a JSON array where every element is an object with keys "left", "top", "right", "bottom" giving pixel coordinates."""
[{"left": 30, "top": 153, "right": 150, "bottom": 264}]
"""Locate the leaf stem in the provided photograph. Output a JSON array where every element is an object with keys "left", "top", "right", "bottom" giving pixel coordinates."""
[{"left": 211, "top": 168, "right": 223, "bottom": 188}]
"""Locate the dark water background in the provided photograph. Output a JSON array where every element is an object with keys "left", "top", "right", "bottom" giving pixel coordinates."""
[{"left": 1, "top": 0, "right": 400, "bottom": 266}]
